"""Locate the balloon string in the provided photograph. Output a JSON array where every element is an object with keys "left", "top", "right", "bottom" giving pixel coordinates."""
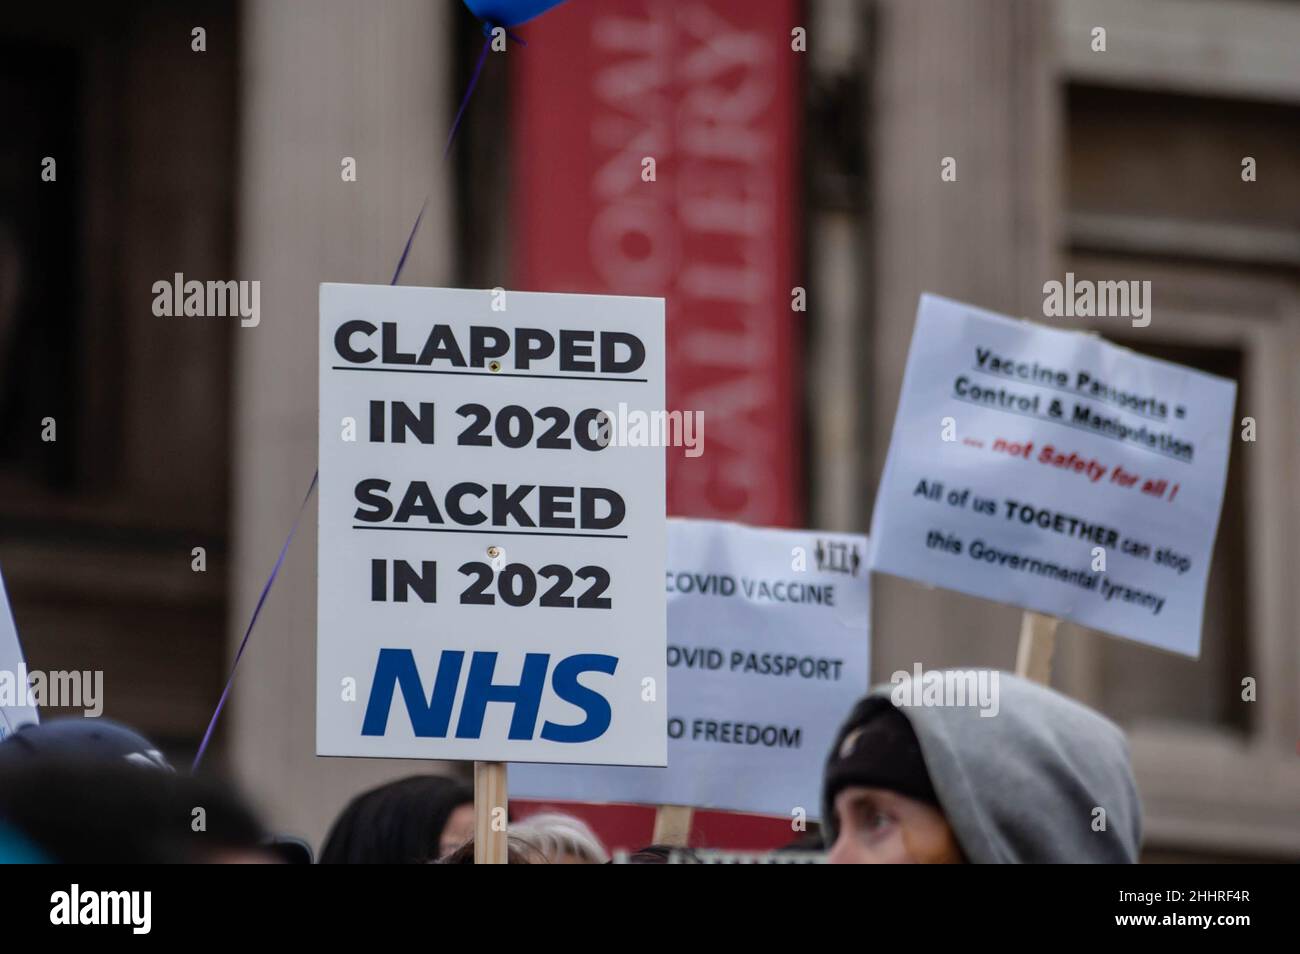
[
  {"left": 191, "top": 471, "right": 317, "bottom": 774},
  {"left": 390, "top": 197, "right": 429, "bottom": 285},
  {"left": 191, "top": 201, "right": 428, "bottom": 773},
  {"left": 445, "top": 34, "right": 492, "bottom": 158}
]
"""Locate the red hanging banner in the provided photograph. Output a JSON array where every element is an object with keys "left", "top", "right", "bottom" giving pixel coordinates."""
[{"left": 513, "top": 0, "right": 803, "bottom": 526}]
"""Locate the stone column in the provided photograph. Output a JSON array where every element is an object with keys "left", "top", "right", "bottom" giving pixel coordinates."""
[
  {"left": 866, "top": 0, "right": 1062, "bottom": 675},
  {"left": 229, "top": 0, "right": 454, "bottom": 847}
]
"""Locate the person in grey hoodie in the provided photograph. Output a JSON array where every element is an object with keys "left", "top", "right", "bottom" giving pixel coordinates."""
[{"left": 821, "top": 670, "right": 1142, "bottom": 863}]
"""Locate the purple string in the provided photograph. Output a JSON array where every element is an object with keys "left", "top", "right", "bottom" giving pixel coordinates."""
[
  {"left": 191, "top": 471, "right": 317, "bottom": 773},
  {"left": 191, "top": 202, "right": 428, "bottom": 773},
  {"left": 390, "top": 197, "right": 428, "bottom": 285},
  {"left": 446, "top": 35, "right": 492, "bottom": 158},
  {"left": 445, "top": 23, "right": 529, "bottom": 158}
]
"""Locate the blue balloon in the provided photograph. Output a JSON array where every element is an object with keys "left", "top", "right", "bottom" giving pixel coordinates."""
[{"left": 462, "top": 0, "right": 569, "bottom": 28}]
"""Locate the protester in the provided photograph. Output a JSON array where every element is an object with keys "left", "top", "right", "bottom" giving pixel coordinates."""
[
  {"left": 0, "top": 717, "right": 171, "bottom": 770},
  {"left": 0, "top": 758, "right": 273, "bottom": 863},
  {"left": 612, "top": 844, "right": 701, "bottom": 864},
  {"left": 774, "top": 830, "right": 824, "bottom": 854},
  {"left": 319, "top": 774, "right": 474, "bottom": 864},
  {"left": 510, "top": 811, "right": 609, "bottom": 864},
  {"left": 0, "top": 715, "right": 280, "bottom": 863},
  {"left": 821, "top": 670, "right": 1142, "bottom": 863},
  {"left": 265, "top": 834, "right": 314, "bottom": 864},
  {"left": 437, "top": 833, "right": 547, "bottom": 864}
]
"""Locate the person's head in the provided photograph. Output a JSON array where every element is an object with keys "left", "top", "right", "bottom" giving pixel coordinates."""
[
  {"left": 510, "top": 812, "right": 608, "bottom": 864},
  {"left": 612, "top": 844, "right": 701, "bottom": 864},
  {"left": 0, "top": 757, "right": 269, "bottom": 863},
  {"left": 436, "top": 833, "right": 547, "bottom": 864},
  {"left": 823, "top": 705, "right": 963, "bottom": 863},
  {"left": 437, "top": 799, "right": 476, "bottom": 859},
  {"left": 320, "top": 774, "right": 473, "bottom": 864},
  {"left": 822, "top": 670, "right": 1142, "bottom": 864},
  {"left": 0, "top": 717, "right": 171, "bottom": 771}
]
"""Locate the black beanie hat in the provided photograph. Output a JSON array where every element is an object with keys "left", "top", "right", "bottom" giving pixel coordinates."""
[{"left": 822, "top": 699, "right": 938, "bottom": 838}]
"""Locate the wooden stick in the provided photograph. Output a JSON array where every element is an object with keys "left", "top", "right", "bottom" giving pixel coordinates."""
[
  {"left": 474, "top": 761, "right": 508, "bottom": 864},
  {"left": 651, "top": 804, "right": 693, "bottom": 847},
  {"left": 1015, "top": 611, "right": 1060, "bottom": 685}
]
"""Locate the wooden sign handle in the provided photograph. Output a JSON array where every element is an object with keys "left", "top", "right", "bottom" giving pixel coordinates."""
[
  {"left": 474, "top": 761, "right": 509, "bottom": 864},
  {"left": 1015, "top": 611, "right": 1060, "bottom": 685},
  {"left": 652, "top": 803, "right": 693, "bottom": 847}
]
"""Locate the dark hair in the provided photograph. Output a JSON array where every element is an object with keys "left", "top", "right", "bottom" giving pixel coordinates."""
[
  {"left": 435, "top": 835, "right": 546, "bottom": 864},
  {"left": 320, "top": 775, "right": 473, "bottom": 864},
  {"left": 0, "top": 757, "right": 265, "bottom": 863},
  {"left": 616, "top": 843, "right": 701, "bottom": 864},
  {"left": 775, "top": 829, "right": 824, "bottom": 852}
]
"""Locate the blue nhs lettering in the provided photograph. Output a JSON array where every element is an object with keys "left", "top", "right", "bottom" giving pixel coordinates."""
[{"left": 361, "top": 649, "right": 618, "bottom": 743}]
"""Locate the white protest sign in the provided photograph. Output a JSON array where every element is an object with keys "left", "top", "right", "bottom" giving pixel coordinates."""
[
  {"left": 0, "top": 569, "right": 39, "bottom": 740},
  {"left": 317, "top": 285, "right": 666, "bottom": 765},
  {"left": 869, "top": 294, "right": 1236, "bottom": 657},
  {"left": 513, "top": 519, "right": 870, "bottom": 818}
]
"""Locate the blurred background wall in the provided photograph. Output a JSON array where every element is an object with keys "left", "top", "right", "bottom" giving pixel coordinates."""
[{"left": 0, "top": 0, "right": 1296, "bottom": 859}]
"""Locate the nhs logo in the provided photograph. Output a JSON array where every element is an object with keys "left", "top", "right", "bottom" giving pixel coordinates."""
[{"left": 362, "top": 649, "right": 618, "bottom": 744}]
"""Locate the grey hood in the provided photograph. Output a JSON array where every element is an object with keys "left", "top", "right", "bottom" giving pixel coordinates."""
[{"left": 822, "top": 670, "right": 1142, "bottom": 863}]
